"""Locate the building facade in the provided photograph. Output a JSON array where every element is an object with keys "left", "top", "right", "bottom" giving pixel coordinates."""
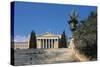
[
  {"left": 36, "top": 32, "right": 61, "bottom": 49},
  {"left": 14, "top": 32, "right": 61, "bottom": 49},
  {"left": 14, "top": 42, "right": 29, "bottom": 49}
]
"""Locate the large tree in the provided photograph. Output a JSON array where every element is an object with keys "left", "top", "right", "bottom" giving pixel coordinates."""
[
  {"left": 29, "top": 31, "right": 37, "bottom": 48},
  {"left": 74, "top": 11, "right": 97, "bottom": 60},
  {"left": 59, "top": 31, "right": 68, "bottom": 48}
]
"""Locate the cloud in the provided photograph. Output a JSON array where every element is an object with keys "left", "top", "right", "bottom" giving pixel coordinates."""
[{"left": 14, "top": 35, "right": 28, "bottom": 42}]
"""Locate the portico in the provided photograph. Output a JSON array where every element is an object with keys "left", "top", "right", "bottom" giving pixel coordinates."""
[{"left": 36, "top": 32, "right": 61, "bottom": 49}]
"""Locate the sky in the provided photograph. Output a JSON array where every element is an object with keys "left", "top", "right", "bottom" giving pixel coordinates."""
[{"left": 13, "top": 1, "right": 97, "bottom": 42}]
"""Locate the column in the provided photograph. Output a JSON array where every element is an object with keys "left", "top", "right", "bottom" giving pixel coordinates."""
[
  {"left": 47, "top": 39, "right": 48, "bottom": 48},
  {"left": 43, "top": 39, "right": 45, "bottom": 48},
  {"left": 48, "top": 39, "right": 50, "bottom": 48},
  {"left": 42, "top": 39, "right": 43, "bottom": 48},
  {"left": 47, "top": 39, "right": 50, "bottom": 48},
  {"left": 54, "top": 39, "right": 56, "bottom": 48},
  {"left": 50, "top": 39, "right": 51, "bottom": 48},
  {"left": 46, "top": 39, "right": 48, "bottom": 48},
  {"left": 41, "top": 39, "right": 42, "bottom": 49},
  {"left": 46, "top": 39, "right": 48, "bottom": 49},
  {"left": 44, "top": 39, "right": 46, "bottom": 49},
  {"left": 53, "top": 39, "right": 54, "bottom": 48},
  {"left": 51, "top": 39, "right": 53, "bottom": 48},
  {"left": 44, "top": 39, "right": 45, "bottom": 48},
  {"left": 43, "top": 39, "right": 44, "bottom": 49},
  {"left": 51, "top": 39, "right": 52, "bottom": 48}
]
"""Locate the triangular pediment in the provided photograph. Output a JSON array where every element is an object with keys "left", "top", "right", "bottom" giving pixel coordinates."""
[
  {"left": 39, "top": 32, "right": 56, "bottom": 37},
  {"left": 42, "top": 32, "right": 56, "bottom": 36}
]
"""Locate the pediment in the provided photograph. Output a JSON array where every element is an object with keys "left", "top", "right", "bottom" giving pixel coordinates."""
[{"left": 39, "top": 32, "right": 56, "bottom": 37}]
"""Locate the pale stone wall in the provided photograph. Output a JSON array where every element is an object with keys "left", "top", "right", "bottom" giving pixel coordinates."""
[
  {"left": 36, "top": 36, "right": 59, "bottom": 49},
  {"left": 54, "top": 40, "right": 58, "bottom": 48},
  {"left": 14, "top": 42, "right": 29, "bottom": 49},
  {"left": 36, "top": 39, "right": 41, "bottom": 49},
  {"left": 14, "top": 32, "right": 61, "bottom": 49}
]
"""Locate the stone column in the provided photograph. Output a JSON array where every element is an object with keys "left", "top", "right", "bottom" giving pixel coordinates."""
[
  {"left": 53, "top": 39, "right": 54, "bottom": 48},
  {"left": 45, "top": 39, "right": 46, "bottom": 48},
  {"left": 54, "top": 39, "right": 56, "bottom": 48},
  {"left": 41, "top": 39, "right": 42, "bottom": 49},
  {"left": 50, "top": 39, "right": 51, "bottom": 48},
  {"left": 42, "top": 39, "right": 43, "bottom": 48},
  {"left": 44, "top": 39, "right": 46, "bottom": 48},
  {"left": 48, "top": 39, "right": 50, "bottom": 48},
  {"left": 50, "top": 39, "right": 52, "bottom": 48},
  {"left": 43, "top": 39, "right": 44, "bottom": 49},
  {"left": 44, "top": 39, "right": 45, "bottom": 49},
  {"left": 57, "top": 39, "right": 58, "bottom": 48},
  {"left": 46, "top": 39, "right": 48, "bottom": 48},
  {"left": 46, "top": 39, "right": 48, "bottom": 49},
  {"left": 49, "top": 39, "right": 51, "bottom": 48},
  {"left": 52, "top": 39, "right": 54, "bottom": 48},
  {"left": 44, "top": 39, "right": 45, "bottom": 48}
]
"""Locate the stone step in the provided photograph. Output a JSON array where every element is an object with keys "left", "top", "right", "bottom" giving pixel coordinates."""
[{"left": 14, "top": 48, "right": 78, "bottom": 66}]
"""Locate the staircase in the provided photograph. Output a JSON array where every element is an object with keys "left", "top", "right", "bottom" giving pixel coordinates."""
[{"left": 14, "top": 48, "right": 79, "bottom": 66}]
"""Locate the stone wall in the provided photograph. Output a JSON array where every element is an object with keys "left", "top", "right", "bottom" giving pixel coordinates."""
[{"left": 13, "top": 48, "right": 79, "bottom": 66}]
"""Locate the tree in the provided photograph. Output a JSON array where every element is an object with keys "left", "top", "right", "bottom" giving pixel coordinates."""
[
  {"left": 29, "top": 31, "right": 37, "bottom": 48},
  {"left": 68, "top": 9, "right": 78, "bottom": 32},
  {"left": 74, "top": 11, "right": 97, "bottom": 60},
  {"left": 59, "top": 31, "right": 68, "bottom": 48}
]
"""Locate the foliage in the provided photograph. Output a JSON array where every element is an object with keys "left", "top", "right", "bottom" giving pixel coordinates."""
[
  {"left": 59, "top": 31, "right": 68, "bottom": 48},
  {"left": 74, "top": 11, "right": 97, "bottom": 60},
  {"left": 68, "top": 10, "right": 78, "bottom": 32},
  {"left": 29, "top": 31, "right": 37, "bottom": 48}
]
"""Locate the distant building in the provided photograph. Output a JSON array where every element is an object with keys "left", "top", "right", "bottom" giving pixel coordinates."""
[
  {"left": 14, "top": 42, "right": 29, "bottom": 49},
  {"left": 13, "top": 32, "right": 64, "bottom": 49}
]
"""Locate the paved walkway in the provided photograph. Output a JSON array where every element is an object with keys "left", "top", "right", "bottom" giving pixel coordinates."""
[{"left": 69, "top": 38, "right": 89, "bottom": 62}]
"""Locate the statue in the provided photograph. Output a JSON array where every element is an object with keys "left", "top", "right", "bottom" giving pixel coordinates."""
[
  {"left": 68, "top": 9, "right": 78, "bottom": 32},
  {"left": 68, "top": 9, "right": 79, "bottom": 51}
]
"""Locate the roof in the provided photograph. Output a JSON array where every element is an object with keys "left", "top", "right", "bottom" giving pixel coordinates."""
[
  {"left": 14, "top": 32, "right": 61, "bottom": 42},
  {"left": 37, "top": 32, "right": 61, "bottom": 37}
]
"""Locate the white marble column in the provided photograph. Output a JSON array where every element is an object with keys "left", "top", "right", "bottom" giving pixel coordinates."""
[
  {"left": 45, "top": 39, "right": 47, "bottom": 49},
  {"left": 44, "top": 39, "right": 45, "bottom": 48},
  {"left": 47, "top": 39, "right": 48, "bottom": 48},
  {"left": 42, "top": 39, "right": 43, "bottom": 48},
  {"left": 51, "top": 39, "right": 54, "bottom": 48},
  {"left": 50, "top": 39, "right": 51, "bottom": 48},
  {"left": 46, "top": 39, "right": 48, "bottom": 48},
  {"left": 41, "top": 39, "right": 42, "bottom": 48},
  {"left": 53, "top": 39, "right": 54, "bottom": 48},
  {"left": 48, "top": 39, "right": 50, "bottom": 48},
  {"left": 43, "top": 39, "right": 45, "bottom": 48},
  {"left": 51, "top": 39, "right": 52, "bottom": 48},
  {"left": 44, "top": 39, "right": 46, "bottom": 48}
]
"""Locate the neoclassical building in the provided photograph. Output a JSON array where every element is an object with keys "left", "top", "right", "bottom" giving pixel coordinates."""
[
  {"left": 36, "top": 32, "right": 61, "bottom": 49},
  {"left": 14, "top": 32, "right": 61, "bottom": 49}
]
